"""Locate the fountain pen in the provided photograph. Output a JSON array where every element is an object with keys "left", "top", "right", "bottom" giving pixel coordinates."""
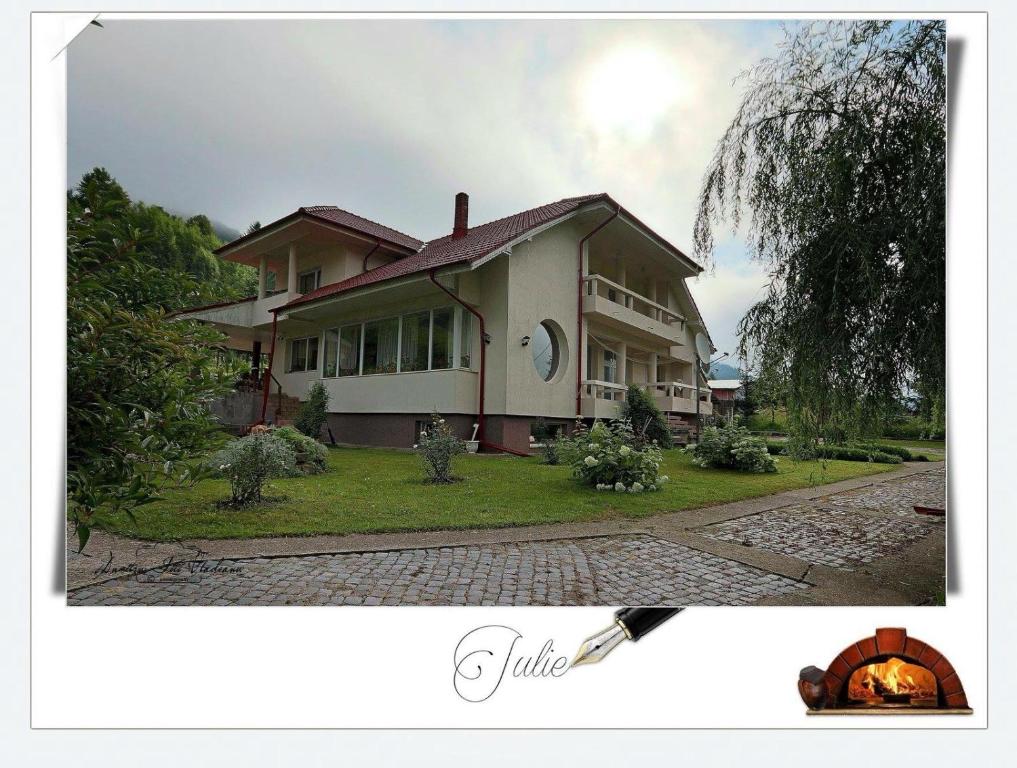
[{"left": 571, "top": 607, "right": 685, "bottom": 667}]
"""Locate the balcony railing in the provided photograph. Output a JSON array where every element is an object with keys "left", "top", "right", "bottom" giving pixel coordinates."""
[
  {"left": 582, "top": 379, "right": 629, "bottom": 401},
  {"left": 580, "top": 379, "right": 712, "bottom": 418},
  {"left": 584, "top": 274, "right": 685, "bottom": 326}
]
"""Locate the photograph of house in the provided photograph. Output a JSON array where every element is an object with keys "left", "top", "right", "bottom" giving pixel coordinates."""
[
  {"left": 63, "top": 18, "right": 947, "bottom": 608},
  {"left": 180, "top": 193, "right": 714, "bottom": 453}
]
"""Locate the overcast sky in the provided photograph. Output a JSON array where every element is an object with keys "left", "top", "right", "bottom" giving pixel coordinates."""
[{"left": 68, "top": 19, "right": 788, "bottom": 361}]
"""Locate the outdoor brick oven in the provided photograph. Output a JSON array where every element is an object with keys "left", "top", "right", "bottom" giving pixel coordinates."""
[{"left": 798, "top": 628, "right": 972, "bottom": 714}]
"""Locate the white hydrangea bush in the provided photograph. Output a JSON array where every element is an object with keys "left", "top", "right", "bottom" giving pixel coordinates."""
[
  {"left": 565, "top": 419, "right": 665, "bottom": 493},
  {"left": 686, "top": 424, "right": 777, "bottom": 473}
]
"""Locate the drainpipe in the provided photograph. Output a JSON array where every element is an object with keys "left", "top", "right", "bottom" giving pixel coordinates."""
[
  {"left": 362, "top": 239, "right": 382, "bottom": 273},
  {"left": 576, "top": 206, "right": 620, "bottom": 417},
  {"left": 259, "top": 311, "right": 279, "bottom": 423},
  {"left": 428, "top": 269, "right": 527, "bottom": 457}
]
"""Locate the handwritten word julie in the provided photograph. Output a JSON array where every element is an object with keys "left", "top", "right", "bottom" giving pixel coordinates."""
[{"left": 453, "top": 625, "right": 570, "bottom": 702}]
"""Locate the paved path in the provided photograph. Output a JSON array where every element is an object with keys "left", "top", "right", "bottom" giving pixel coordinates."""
[{"left": 67, "top": 464, "right": 945, "bottom": 606}]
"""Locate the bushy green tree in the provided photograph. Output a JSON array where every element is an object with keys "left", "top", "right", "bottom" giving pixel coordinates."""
[
  {"left": 695, "top": 21, "right": 946, "bottom": 438},
  {"left": 66, "top": 173, "right": 244, "bottom": 550},
  {"left": 294, "top": 381, "right": 330, "bottom": 438},
  {"left": 71, "top": 168, "right": 256, "bottom": 306}
]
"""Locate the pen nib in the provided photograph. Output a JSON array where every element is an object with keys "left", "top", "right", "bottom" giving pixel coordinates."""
[{"left": 571, "top": 622, "right": 627, "bottom": 667}]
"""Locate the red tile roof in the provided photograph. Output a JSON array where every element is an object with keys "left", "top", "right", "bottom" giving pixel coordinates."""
[
  {"left": 213, "top": 206, "right": 423, "bottom": 256},
  {"left": 284, "top": 194, "right": 609, "bottom": 310},
  {"left": 300, "top": 206, "right": 424, "bottom": 251}
]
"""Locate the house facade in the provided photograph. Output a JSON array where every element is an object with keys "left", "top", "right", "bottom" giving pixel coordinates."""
[{"left": 180, "top": 193, "right": 714, "bottom": 454}]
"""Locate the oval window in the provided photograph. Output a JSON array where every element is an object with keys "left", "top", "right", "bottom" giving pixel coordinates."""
[{"left": 532, "top": 320, "right": 564, "bottom": 383}]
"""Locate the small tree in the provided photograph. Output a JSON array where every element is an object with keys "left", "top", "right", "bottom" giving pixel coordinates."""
[
  {"left": 416, "top": 412, "right": 466, "bottom": 483},
  {"left": 621, "top": 385, "right": 673, "bottom": 448},
  {"left": 211, "top": 432, "right": 296, "bottom": 506},
  {"left": 294, "top": 381, "right": 329, "bottom": 438}
]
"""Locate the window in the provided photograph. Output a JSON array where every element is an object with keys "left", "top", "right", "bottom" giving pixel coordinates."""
[
  {"left": 531, "top": 321, "right": 563, "bottom": 383},
  {"left": 337, "top": 325, "right": 361, "bottom": 377},
  {"left": 602, "top": 349, "right": 617, "bottom": 383},
  {"left": 460, "top": 310, "right": 473, "bottom": 369},
  {"left": 289, "top": 336, "right": 319, "bottom": 373},
  {"left": 323, "top": 328, "right": 339, "bottom": 377},
  {"left": 320, "top": 306, "right": 467, "bottom": 378},
  {"left": 362, "top": 317, "right": 399, "bottom": 374},
  {"left": 298, "top": 268, "right": 321, "bottom": 295},
  {"left": 400, "top": 311, "right": 430, "bottom": 372},
  {"left": 323, "top": 325, "right": 362, "bottom": 378},
  {"left": 431, "top": 307, "right": 454, "bottom": 369}
]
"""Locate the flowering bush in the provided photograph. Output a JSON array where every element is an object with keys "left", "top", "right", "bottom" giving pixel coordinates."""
[
  {"left": 565, "top": 419, "right": 665, "bottom": 492},
  {"left": 687, "top": 424, "right": 777, "bottom": 473},
  {"left": 210, "top": 432, "right": 297, "bottom": 506},
  {"left": 415, "top": 412, "right": 466, "bottom": 484}
]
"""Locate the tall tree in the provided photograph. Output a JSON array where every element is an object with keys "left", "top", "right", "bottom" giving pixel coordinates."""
[
  {"left": 694, "top": 21, "right": 946, "bottom": 437},
  {"left": 66, "top": 171, "right": 245, "bottom": 549}
]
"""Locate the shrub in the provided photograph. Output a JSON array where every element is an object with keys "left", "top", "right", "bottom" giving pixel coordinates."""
[
  {"left": 211, "top": 432, "right": 296, "bottom": 506},
  {"left": 294, "top": 381, "right": 329, "bottom": 438},
  {"left": 274, "top": 425, "right": 328, "bottom": 474},
  {"left": 764, "top": 440, "right": 904, "bottom": 465},
  {"left": 542, "top": 429, "right": 564, "bottom": 465},
  {"left": 567, "top": 419, "right": 666, "bottom": 492},
  {"left": 416, "top": 412, "right": 466, "bottom": 484},
  {"left": 621, "top": 385, "right": 674, "bottom": 449},
  {"left": 817, "top": 445, "right": 902, "bottom": 464},
  {"left": 687, "top": 424, "right": 777, "bottom": 473},
  {"left": 856, "top": 442, "right": 914, "bottom": 461}
]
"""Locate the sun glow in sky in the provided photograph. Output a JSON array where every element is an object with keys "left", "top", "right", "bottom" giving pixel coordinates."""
[
  {"left": 579, "top": 45, "right": 687, "bottom": 141},
  {"left": 68, "top": 20, "right": 786, "bottom": 359}
]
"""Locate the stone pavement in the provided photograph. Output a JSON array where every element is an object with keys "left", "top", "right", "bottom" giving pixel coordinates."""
[
  {"left": 67, "top": 464, "right": 945, "bottom": 607},
  {"left": 697, "top": 467, "right": 945, "bottom": 570}
]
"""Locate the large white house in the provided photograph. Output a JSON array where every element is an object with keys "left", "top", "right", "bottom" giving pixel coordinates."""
[{"left": 180, "top": 193, "right": 714, "bottom": 453}]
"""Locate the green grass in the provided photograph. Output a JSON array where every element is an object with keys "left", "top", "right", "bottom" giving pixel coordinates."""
[
  {"left": 877, "top": 437, "right": 946, "bottom": 452},
  {"left": 746, "top": 409, "right": 789, "bottom": 432},
  {"left": 93, "top": 447, "right": 897, "bottom": 542}
]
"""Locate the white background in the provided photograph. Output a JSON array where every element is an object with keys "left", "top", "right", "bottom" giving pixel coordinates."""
[{"left": 5, "top": 2, "right": 1012, "bottom": 764}]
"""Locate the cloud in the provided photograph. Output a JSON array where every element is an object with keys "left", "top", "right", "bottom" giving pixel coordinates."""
[
  {"left": 67, "top": 18, "right": 783, "bottom": 357},
  {"left": 689, "top": 257, "right": 772, "bottom": 361}
]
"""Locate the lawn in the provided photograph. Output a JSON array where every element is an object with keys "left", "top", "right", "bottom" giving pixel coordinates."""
[
  {"left": 878, "top": 437, "right": 946, "bottom": 452},
  {"left": 93, "top": 447, "right": 897, "bottom": 541}
]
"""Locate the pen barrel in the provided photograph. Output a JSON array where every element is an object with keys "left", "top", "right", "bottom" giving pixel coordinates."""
[{"left": 615, "top": 607, "right": 684, "bottom": 641}]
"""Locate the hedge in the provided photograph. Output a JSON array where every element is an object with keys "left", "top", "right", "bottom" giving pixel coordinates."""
[{"left": 764, "top": 441, "right": 902, "bottom": 464}]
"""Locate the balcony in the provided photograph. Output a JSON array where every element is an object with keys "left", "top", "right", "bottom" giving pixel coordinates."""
[
  {"left": 580, "top": 380, "right": 712, "bottom": 419},
  {"left": 643, "top": 381, "right": 713, "bottom": 416},
  {"left": 582, "top": 275, "right": 685, "bottom": 345}
]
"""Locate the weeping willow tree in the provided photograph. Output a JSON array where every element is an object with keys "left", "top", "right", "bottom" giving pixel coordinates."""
[{"left": 694, "top": 21, "right": 946, "bottom": 440}]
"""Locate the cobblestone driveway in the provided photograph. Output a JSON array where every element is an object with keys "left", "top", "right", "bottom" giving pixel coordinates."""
[
  {"left": 67, "top": 465, "right": 944, "bottom": 606},
  {"left": 68, "top": 534, "right": 807, "bottom": 606},
  {"left": 698, "top": 467, "right": 945, "bottom": 570}
]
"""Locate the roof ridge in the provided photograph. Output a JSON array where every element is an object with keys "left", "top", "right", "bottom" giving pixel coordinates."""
[
  {"left": 455, "top": 193, "right": 606, "bottom": 236},
  {"left": 301, "top": 205, "right": 424, "bottom": 246}
]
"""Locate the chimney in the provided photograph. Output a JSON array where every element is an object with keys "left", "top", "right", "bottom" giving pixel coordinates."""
[{"left": 453, "top": 192, "right": 469, "bottom": 239}]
